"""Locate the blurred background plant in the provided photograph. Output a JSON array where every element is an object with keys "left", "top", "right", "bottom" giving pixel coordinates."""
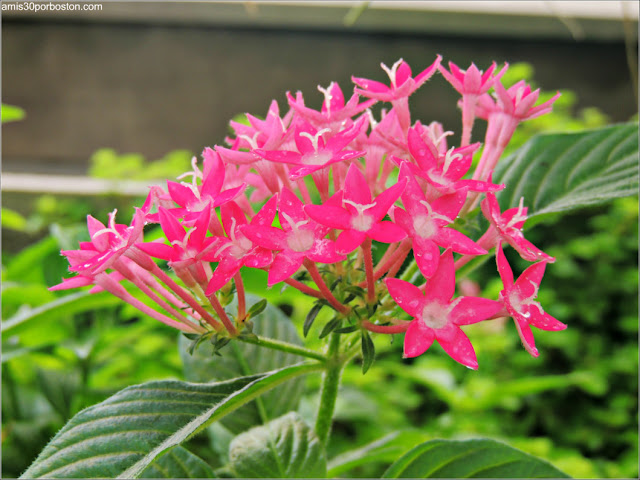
[{"left": 2, "top": 64, "right": 637, "bottom": 479}]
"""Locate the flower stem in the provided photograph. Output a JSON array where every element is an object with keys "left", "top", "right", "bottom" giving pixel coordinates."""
[
  {"left": 234, "top": 272, "right": 246, "bottom": 322},
  {"left": 362, "top": 238, "right": 376, "bottom": 304},
  {"left": 235, "top": 334, "right": 328, "bottom": 363},
  {"left": 315, "top": 332, "right": 343, "bottom": 447},
  {"left": 362, "top": 319, "right": 410, "bottom": 334},
  {"left": 284, "top": 277, "right": 323, "bottom": 298},
  {"left": 304, "top": 260, "right": 350, "bottom": 315}
]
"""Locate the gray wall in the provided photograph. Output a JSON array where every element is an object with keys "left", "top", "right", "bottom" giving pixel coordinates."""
[{"left": 2, "top": 14, "right": 637, "bottom": 175}]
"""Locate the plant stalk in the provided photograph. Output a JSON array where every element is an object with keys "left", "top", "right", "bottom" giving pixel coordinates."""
[{"left": 315, "top": 332, "right": 344, "bottom": 446}]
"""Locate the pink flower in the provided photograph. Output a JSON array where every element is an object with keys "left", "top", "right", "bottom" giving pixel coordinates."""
[
  {"left": 163, "top": 148, "right": 246, "bottom": 224},
  {"left": 204, "top": 198, "right": 276, "bottom": 294},
  {"left": 305, "top": 164, "right": 407, "bottom": 253},
  {"left": 477, "top": 80, "right": 560, "bottom": 122},
  {"left": 65, "top": 208, "right": 146, "bottom": 275},
  {"left": 481, "top": 192, "right": 555, "bottom": 262},
  {"left": 243, "top": 188, "right": 345, "bottom": 286},
  {"left": 439, "top": 61, "right": 507, "bottom": 96},
  {"left": 286, "top": 82, "right": 375, "bottom": 131},
  {"left": 393, "top": 164, "right": 486, "bottom": 277},
  {"left": 386, "top": 249, "right": 503, "bottom": 368},
  {"left": 254, "top": 119, "right": 366, "bottom": 179},
  {"left": 496, "top": 243, "right": 566, "bottom": 357},
  {"left": 400, "top": 127, "right": 503, "bottom": 195},
  {"left": 136, "top": 206, "right": 216, "bottom": 285},
  {"left": 217, "top": 100, "right": 292, "bottom": 165},
  {"left": 352, "top": 56, "right": 441, "bottom": 102}
]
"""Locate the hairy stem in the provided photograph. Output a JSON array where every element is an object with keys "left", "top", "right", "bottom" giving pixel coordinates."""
[
  {"left": 235, "top": 334, "right": 328, "bottom": 363},
  {"left": 315, "top": 332, "right": 343, "bottom": 446}
]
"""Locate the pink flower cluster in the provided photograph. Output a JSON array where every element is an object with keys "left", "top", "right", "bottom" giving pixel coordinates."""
[{"left": 52, "top": 57, "right": 565, "bottom": 369}]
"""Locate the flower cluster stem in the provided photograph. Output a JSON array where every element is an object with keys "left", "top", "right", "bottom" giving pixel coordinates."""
[
  {"left": 315, "top": 332, "right": 343, "bottom": 447},
  {"left": 304, "top": 260, "right": 350, "bottom": 314},
  {"left": 362, "top": 238, "right": 376, "bottom": 303},
  {"left": 235, "top": 335, "right": 328, "bottom": 362}
]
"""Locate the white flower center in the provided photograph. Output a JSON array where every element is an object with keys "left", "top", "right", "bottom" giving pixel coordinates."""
[
  {"left": 421, "top": 302, "right": 448, "bottom": 330},
  {"left": 343, "top": 199, "right": 376, "bottom": 232},
  {"left": 412, "top": 215, "right": 437, "bottom": 239},
  {"left": 508, "top": 280, "right": 544, "bottom": 319},
  {"left": 281, "top": 212, "right": 314, "bottom": 252}
]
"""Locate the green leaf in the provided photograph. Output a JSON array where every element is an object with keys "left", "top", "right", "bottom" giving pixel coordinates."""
[
  {"left": 1, "top": 207, "right": 28, "bottom": 231},
  {"left": 2, "top": 291, "right": 121, "bottom": 338},
  {"left": 247, "top": 298, "right": 267, "bottom": 319},
  {"left": 304, "top": 303, "right": 323, "bottom": 337},
  {"left": 318, "top": 317, "right": 341, "bottom": 339},
  {"left": 382, "top": 438, "right": 570, "bottom": 478},
  {"left": 2, "top": 104, "right": 26, "bottom": 123},
  {"left": 328, "top": 430, "right": 429, "bottom": 477},
  {"left": 229, "top": 412, "right": 327, "bottom": 478},
  {"left": 139, "top": 446, "right": 215, "bottom": 478},
  {"left": 179, "top": 296, "right": 307, "bottom": 434},
  {"left": 361, "top": 330, "right": 375, "bottom": 374},
  {"left": 22, "top": 363, "right": 322, "bottom": 479},
  {"left": 494, "top": 123, "right": 638, "bottom": 225}
]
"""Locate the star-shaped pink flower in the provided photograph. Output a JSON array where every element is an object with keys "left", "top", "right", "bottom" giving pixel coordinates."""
[
  {"left": 439, "top": 61, "right": 507, "bottom": 96},
  {"left": 204, "top": 198, "right": 276, "bottom": 294},
  {"left": 305, "top": 163, "right": 407, "bottom": 253},
  {"left": 481, "top": 192, "right": 555, "bottom": 263},
  {"left": 287, "top": 82, "right": 376, "bottom": 131},
  {"left": 386, "top": 249, "right": 503, "bottom": 369},
  {"left": 254, "top": 119, "right": 366, "bottom": 179},
  {"left": 243, "top": 189, "right": 345, "bottom": 286},
  {"left": 400, "top": 127, "right": 503, "bottom": 195},
  {"left": 496, "top": 243, "right": 566, "bottom": 357},
  {"left": 64, "top": 208, "right": 146, "bottom": 276},
  {"left": 393, "top": 164, "right": 487, "bottom": 277},
  {"left": 352, "top": 56, "right": 442, "bottom": 102},
  {"left": 162, "top": 148, "right": 246, "bottom": 224}
]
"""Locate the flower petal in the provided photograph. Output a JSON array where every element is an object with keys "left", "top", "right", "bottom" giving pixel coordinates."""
[
  {"left": 423, "top": 248, "right": 455, "bottom": 302},
  {"left": 344, "top": 163, "right": 372, "bottom": 205},
  {"left": 403, "top": 320, "right": 435, "bottom": 358},
  {"left": 451, "top": 297, "right": 504, "bottom": 325},
  {"left": 385, "top": 278, "right": 424, "bottom": 318},
  {"left": 305, "top": 205, "right": 352, "bottom": 230},
  {"left": 413, "top": 236, "right": 440, "bottom": 278},
  {"left": 434, "top": 228, "right": 486, "bottom": 255},
  {"left": 528, "top": 310, "right": 567, "bottom": 331},
  {"left": 268, "top": 252, "right": 304, "bottom": 286},
  {"left": 336, "top": 229, "right": 366, "bottom": 254},
  {"left": 496, "top": 242, "right": 514, "bottom": 287},
  {"left": 368, "top": 221, "right": 407, "bottom": 243},
  {"left": 435, "top": 324, "right": 479, "bottom": 369},
  {"left": 512, "top": 316, "right": 539, "bottom": 357}
]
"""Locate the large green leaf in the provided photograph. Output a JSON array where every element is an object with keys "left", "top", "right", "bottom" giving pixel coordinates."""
[
  {"left": 2, "top": 291, "right": 121, "bottom": 338},
  {"left": 179, "top": 295, "right": 306, "bottom": 433},
  {"left": 328, "top": 430, "right": 430, "bottom": 477},
  {"left": 382, "top": 438, "right": 569, "bottom": 478},
  {"left": 21, "top": 363, "right": 322, "bottom": 479},
  {"left": 228, "top": 412, "right": 327, "bottom": 478},
  {"left": 494, "top": 123, "right": 638, "bottom": 224},
  {"left": 139, "top": 446, "right": 215, "bottom": 478}
]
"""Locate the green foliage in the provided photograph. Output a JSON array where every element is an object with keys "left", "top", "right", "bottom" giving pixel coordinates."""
[
  {"left": 22, "top": 364, "right": 321, "bottom": 479},
  {"left": 88, "top": 149, "right": 193, "bottom": 181},
  {"left": 179, "top": 295, "right": 306, "bottom": 433},
  {"left": 382, "top": 438, "right": 569, "bottom": 478},
  {"left": 1, "top": 104, "right": 26, "bottom": 123},
  {"left": 229, "top": 412, "right": 327, "bottom": 478},
  {"left": 493, "top": 123, "right": 638, "bottom": 224}
]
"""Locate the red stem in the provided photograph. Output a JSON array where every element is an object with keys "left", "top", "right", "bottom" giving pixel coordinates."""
[
  {"left": 207, "top": 292, "right": 238, "bottom": 336},
  {"left": 303, "top": 259, "right": 350, "bottom": 315},
  {"left": 284, "top": 277, "right": 323, "bottom": 298},
  {"left": 362, "top": 238, "right": 376, "bottom": 304},
  {"left": 362, "top": 319, "right": 410, "bottom": 334},
  {"left": 150, "top": 264, "right": 223, "bottom": 331},
  {"left": 234, "top": 272, "right": 246, "bottom": 322}
]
